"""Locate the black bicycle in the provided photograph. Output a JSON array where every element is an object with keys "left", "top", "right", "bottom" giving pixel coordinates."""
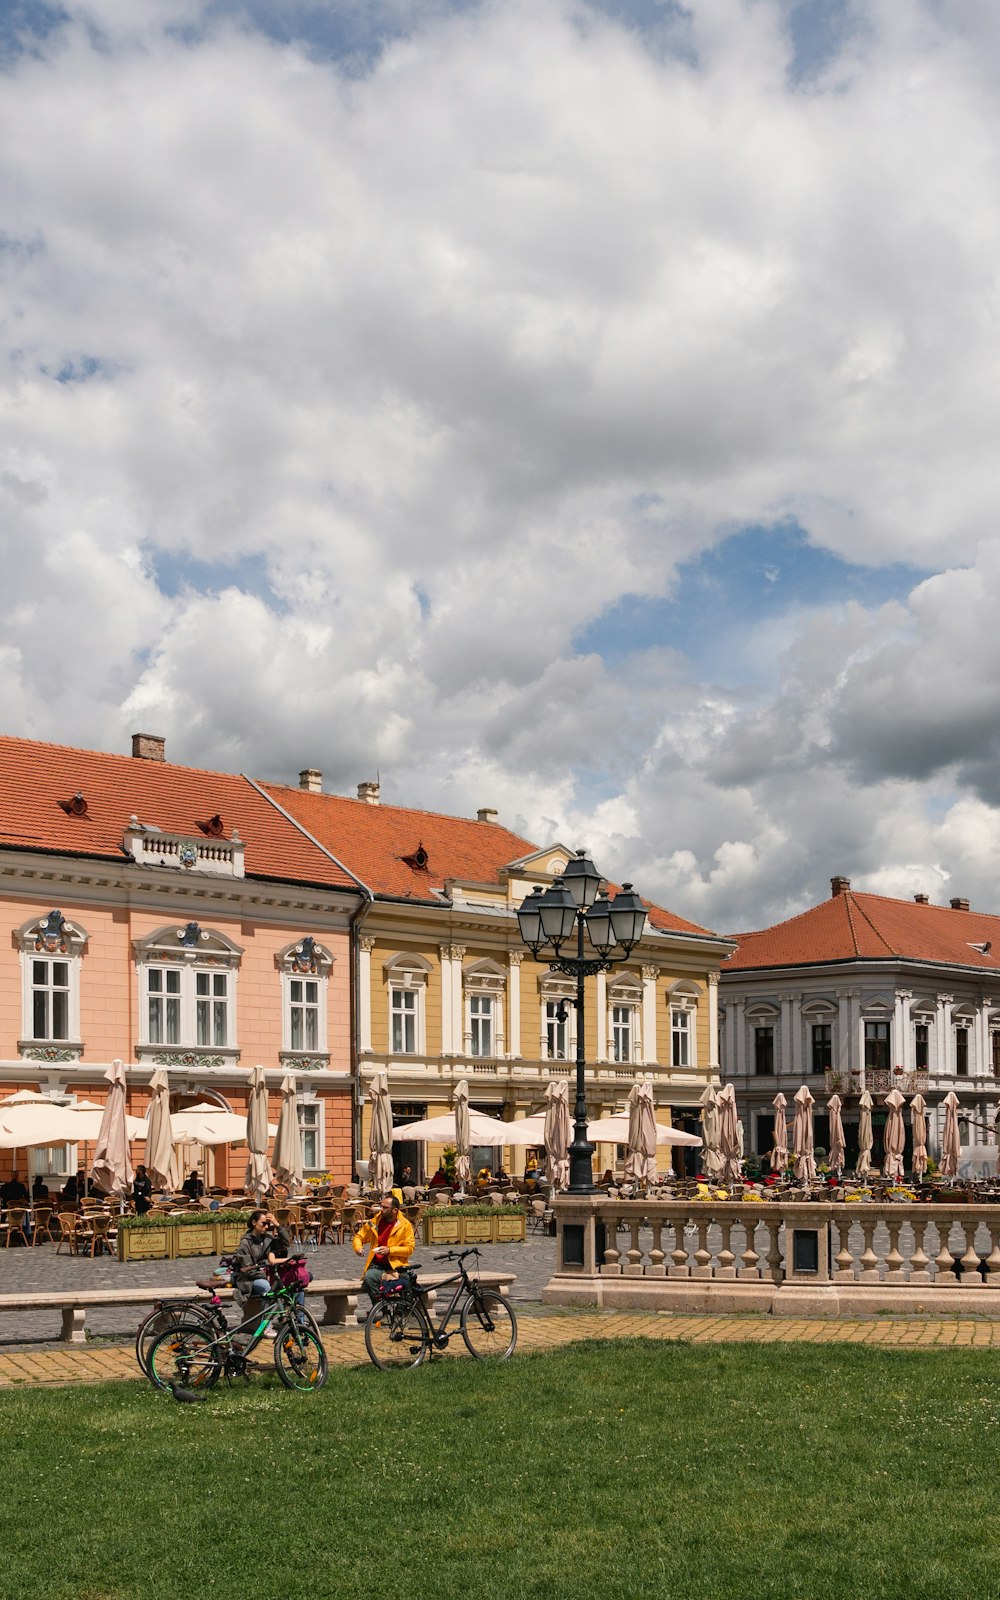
[
  {"left": 134, "top": 1259, "right": 322, "bottom": 1377},
  {"left": 364, "top": 1248, "right": 517, "bottom": 1370},
  {"left": 144, "top": 1278, "right": 327, "bottom": 1393}
]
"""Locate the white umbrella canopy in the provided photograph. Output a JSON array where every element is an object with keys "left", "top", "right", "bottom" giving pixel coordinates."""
[
  {"left": 368, "top": 1071, "right": 395, "bottom": 1195},
  {"left": 941, "top": 1091, "right": 962, "bottom": 1180},
  {"left": 770, "top": 1092, "right": 789, "bottom": 1172},
  {"left": 882, "top": 1088, "right": 907, "bottom": 1182},
  {"left": 625, "top": 1079, "right": 658, "bottom": 1186},
  {"left": 90, "top": 1059, "right": 134, "bottom": 1197},
  {"left": 392, "top": 1110, "right": 509, "bottom": 1143},
  {"left": 544, "top": 1080, "right": 571, "bottom": 1192},
  {"left": 170, "top": 1105, "right": 278, "bottom": 1146},
  {"left": 792, "top": 1084, "right": 817, "bottom": 1183},
  {"left": 272, "top": 1073, "right": 303, "bottom": 1187},
  {"left": 454, "top": 1078, "right": 472, "bottom": 1189},
  {"left": 585, "top": 1116, "right": 702, "bottom": 1148},
  {"left": 245, "top": 1064, "right": 273, "bottom": 1201},
  {"left": 501, "top": 1115, "right": 548, "bottom": 1146},
  {"left": 144, "top": 1068, "right": 177, "bottom": 1191},
  {"left": 857, "top": 1090, "right": 874, "bottom": 1177},
  {"left": 0, "top": 1101, "right": 81, "bottom": 1149},
  {"left": 717, "top": 1084, "right": 742, "bottom": 1183},
  {"left": 827, "top": 1094, "right": 846, "bottom": 1175},
  {"left": 911, "top": 1093, "right": 929, "bottom": 1179},
  {"left": 699, "top": 1084, "right": 724, "bottom": 1179}
]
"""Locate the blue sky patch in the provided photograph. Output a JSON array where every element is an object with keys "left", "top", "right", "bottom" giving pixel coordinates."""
[
  {"left": 576, "top": 523, "right": 930, "bottom": 685},
  {"left": 149, "top": 548, "right": 287, "bottom": 612}
]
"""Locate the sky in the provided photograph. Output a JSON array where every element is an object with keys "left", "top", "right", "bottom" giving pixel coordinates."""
[{"left": 3, "top": 0, "right": 1000, "bottom": 936}]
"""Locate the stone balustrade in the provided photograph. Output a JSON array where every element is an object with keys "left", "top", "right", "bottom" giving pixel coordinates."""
[{"left": 544, "top": 1196, "right": 1000, "bottom": 1317}]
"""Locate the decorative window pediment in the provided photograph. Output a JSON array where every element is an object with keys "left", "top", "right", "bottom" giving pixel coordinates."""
[
  {"left": 16, "top": 910, "right": 88, "bottom": 955},
  {"left": 277, "top": 936, "right": 334, "bottom": 976},
  {"left": 17, "top": 910, "right": 87, "bottom": 1057},
  {"left": 133, "top": 924, "right": 243, "bottom": 968},
  {"left": 385, "top": 952, "right": 433, "bottom": 989},
  {"left": 463, "top": 958, "right": 507, "bottom": 995},
  {"left": 667, "top": 978, "right": 703, "bottom": 1002},
  {"left": 801, "top": 998, "right": 836, "bottom": 1016}
]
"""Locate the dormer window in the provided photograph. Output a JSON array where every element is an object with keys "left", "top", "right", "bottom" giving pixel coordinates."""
[
  {"left": 58, "top": 792, "right": 88, "bottom": 818},
  {"left": 402, "top": 843, "right": 430, "bottom": 871}
]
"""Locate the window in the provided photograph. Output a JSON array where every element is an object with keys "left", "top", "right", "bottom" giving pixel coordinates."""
[
  {"left": 612, "top": 1006, "right": 632, "bottom": 1064},
  {"left": 196, "top": 971, "right": 230, "bottom": 1046},
  {"left": 298, "top": 1101, "right": 321, "bottom": 1170},
  {"left": 754, "top": 1027, "right": 774, "bottom": 1075},
  {"left": 17, "top": 912, "right": 87, "bottom": 1054},
  {"left": 133, "top": 925, "right": 243, "bottom": 1059},
  {"left": 289, "top": 978, "right": 320, "bottom": 1052},
  {"left": 470, "top": 994, "right": 493, "bottom": 1057},
  {"left": 147, "top": 968, "right": 181, "bottom": 1045},
  {"left": 545, "top": 1000, "right": 568, "bottom": 1061},
  {"left": 671, "top": 1009, "right": 690, "bottom": 1067},
  {"left": 811, "top": 1024, "right": 832, "bottom": 1076},
  {"left": 864, "top": 1021, "right": 889, "bottom": 1073},
  {"left": 956, "top": 1025, "right": 969, "bottom": 1077},
  {"left": 391, "top": 988, "right": 417, "bottom": 1054},
  {"left": 993, "top": 1032, "right": 1000, "bottom": 1079},
  {"left": 31, "top": 959, "right": 71, "bottom": 1042},
  {"left": 915, "top": 1024, "right": 929, "bottom": 1070}
]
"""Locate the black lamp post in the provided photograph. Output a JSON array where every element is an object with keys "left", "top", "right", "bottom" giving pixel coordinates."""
[{"left": 516, "top": 851, "right": 647, "bottom": 1195}]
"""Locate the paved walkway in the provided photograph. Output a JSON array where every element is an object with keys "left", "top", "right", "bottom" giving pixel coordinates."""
[{"left": 5, "top": 1309, "right": 1000, "bottom": 1388}]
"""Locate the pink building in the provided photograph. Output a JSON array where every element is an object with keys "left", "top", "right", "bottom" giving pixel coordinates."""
[{"left": 0, "top": 734, "right": 363, "bottom": 1189}]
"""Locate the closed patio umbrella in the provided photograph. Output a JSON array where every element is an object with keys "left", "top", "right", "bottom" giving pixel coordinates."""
[
  {"left": 770, "top": 1092, "right": 788, "bottom": 1172},
  {"left": 245, "top": 1064, "right": 273, "bottom": 1201},
  {"left": 792, "top": 1084, "right": 816, "bottom": 1183},
  {"left": 90, "top": 1059, "right": 133, "bottom": 1197},
  {"left": 144, "top": 1068, "right": 177, "bottom": 1191},
  {"left": 699, "top": 1084, "right": 723, "bottom": 1179},
  {"left": 717, "top": 1084, "right": 742, "bottom": 1183},
  {"left": 911, "top": 1093, "right": 928, "bottom": 1179},
  {"left": 454, "top": 1078, "right": 472, "bottom": 1191},
  {"left": 857, "top": 1090, "right": 874, "bottom": 1177},
  {"left": 882, "top": 1088, "right": 906, "bottom": 1182},
  {"left": 941, "top": 1090, "right": 961, "bottom": 1180},
  {"left": 544, "top": 1080, "right": 571, "bottom": 1193},
  {"left": 625, "top": 1079, "right": 658, "bottom": 1186},
  {"left": 368, "top": 1070, "right": 395, "bottom": 1195},
  {"left": 827, "top": 1094, "right": 846, "bottom": 1175},
  {"left": 271, "top": 1073, "right": 303, "bottom": 1187}
]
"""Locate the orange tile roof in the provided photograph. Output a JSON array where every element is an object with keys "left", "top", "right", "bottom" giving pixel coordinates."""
[
  {"left": 726, "top": 889, "right": 1000, "bottom": 973},
  {"left": 0, "top": 735, "right": 358, "bottom": 891},
  {"left": 264, "top": 781, "right": 716, "bottom": 935}
]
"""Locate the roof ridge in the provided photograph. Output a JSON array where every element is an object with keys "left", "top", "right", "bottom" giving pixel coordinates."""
[
  {"left": 263, "top": 780, "right": 537, "bottom": 840},
  {"left": 844, "top": 891, "right": 898, "bottom": 958},
  {"left": 0, "top": 733, "right": 259, "bottom": 787}
]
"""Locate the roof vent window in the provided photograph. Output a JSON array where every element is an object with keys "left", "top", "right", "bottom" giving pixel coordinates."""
[
  {"left": 59, "top": 791, "right": 88, "bottom": 818},
  {"left": 199, "top": 814, "right": 226, "bottom": 837},
  {"left": 403, "top": 843, "right": 429, "bottom": 871}
]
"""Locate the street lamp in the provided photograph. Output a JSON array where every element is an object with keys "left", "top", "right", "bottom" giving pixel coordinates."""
[{"left": 516, "top": 850, "right": 647, "bottom": 1195}]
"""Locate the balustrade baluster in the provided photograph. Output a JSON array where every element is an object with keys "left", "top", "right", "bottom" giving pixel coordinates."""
[
  {"left": 884, "top": 1218, "right": 906, "bottom": 1284},
  {"left": 624, "top": 1218, "right": 644, "bottom": 1277},
  {"left": 717, "top": 1215, "right": 737, "bottom": 1279},
  {"left": 909, "top": 1219, "right": 932, "bottom": 1285},
  {"left": 858, "top": 1219, "right": 879, "bottom": 1282},
  {"left": 959, "top": 1221, "right": 983, "bottom": 1286},
  {"left": 600, "top": 1230, "right": 622, "bottom": 1275},
  {"left": 692, "top": 1217, "right": 712, "bottom": 1279},
  {"left": 648, "top": 1220, "right": 666, "bottom": 1278},
  {"left": 668, "top": 1216, "right": 690, "bottom": 1278},
  {"left": 934, "top": 1217, "right": 956, "bottom": 1285},
  {"left": 832, "top": 1215, "right": 856, "bottom": 1281},
  {"left": 762, "top": 1216, "right": 782, "bottom": 1283},
  {"left": 739, "top": 1218, "right": 760, "bottom": 1279},
  {"left": 984, "top": 1221, "right": 1000, "bottom": 1284}
]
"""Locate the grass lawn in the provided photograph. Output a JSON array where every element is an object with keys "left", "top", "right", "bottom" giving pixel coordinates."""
[{"left": 6, "top": 1337, "right": 1000, "bottom": 1600}]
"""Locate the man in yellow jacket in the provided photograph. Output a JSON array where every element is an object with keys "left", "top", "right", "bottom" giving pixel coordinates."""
[{"left": 353, "top": 1193, "right": 416, "bottom": 1302}]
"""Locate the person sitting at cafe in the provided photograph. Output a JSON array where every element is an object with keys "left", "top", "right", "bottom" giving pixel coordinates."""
[
  {"left": 181, "top": 1169, "right": 205, "bottom": 1199},
  {"left": 132, "top": 1165, "right": 153, "bottom": 1215},
  {"left": 61, "top": 1173, "right": 79, "bottom": 1203},
  {"left": 31, "top": 1174, "right": 49, "bottom": 1201},
  {"left": 1, "top": 1171, "right": 29, "bottom": 1205},
  {"left": 353, "top": 1193, "right": 415, "bottom": 1302},
  {"left": 428, "top": 1165, "right": 449, "bottom": 1188}
]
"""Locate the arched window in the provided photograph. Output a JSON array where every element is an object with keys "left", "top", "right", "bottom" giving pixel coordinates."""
[
  {"left": 667, "top": 979, "right": 702, "bottom": 1070},
  {"left": 538, "top": 975, "right": 576, "bottom": 1062},
  {"left": 462, "top": 959, "right": 507, "bottom": 1060},
  {"left": 607, "top": 973, "right": 643, "bottom": 1066},
  {"left": 17, "top": 911, "right": 88, "bottom": 1059},
  {"left": 384, "top": 952, "right": 433, "bottom": 1056}
]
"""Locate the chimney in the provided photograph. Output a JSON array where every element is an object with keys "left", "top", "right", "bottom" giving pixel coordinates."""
[
  {"left": 131, "top": 733, "right": 165, "bottom": 762},
  {"left": 950, "top": 897, "right": 970, "bottom": 912},
  {"left": 914, "top": 893, "right": 930, "bottom": 905},
  {"left": 299, "top": 769, "right": 322, "bottom": 793},
  {"left": 477, "top": 807, "right": 498, "bottom": 824},
  {"left": 830, "top": 876, "right": 850, "bottom": 897},
  {"left": 358, "top": 780, "right": 380, "bottom": 805}
]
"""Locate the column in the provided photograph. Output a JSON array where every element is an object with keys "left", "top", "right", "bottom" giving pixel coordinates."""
[
  {"left": 780, "top": 997, "right": 793, "bottom": 1078},
  {"left": 641, "top": 966, "right": 658, "bottom": 1066},
  {"left": 735, "top": 998, "right": 747, "bottom": 1078},
  {"left": 595, "top": 971, "right": 608, "bottom": 1061},
  {"left": 452, "top": 948, "right": 466, "bottom": 1056},
  {"left": 895, "top": 990, "right": 912, "bottom": 1073},
  {"left": 855, "top": 1000, "right": 866, "bottom": 1091},
  {"left": 976, "top": 999, "right": 990, "bottom": 1079},
  {"left": 707, "top": 970, "right": 720, "bottom": 1071},
  {"left": 836, "top": 991, "right": 851, "bottom": 1078},
  {"left": 507, "top": 953, "right": 522, "bottom": 1058},
  {"left": 937, "top": 994, "right": 953, "bottom": 1076},
  {"left": 358, "top": 937, "right": 374, "bottom": 1053},
  {"left": 439, "top": 947, "right": 453, "bottom": 1055}
]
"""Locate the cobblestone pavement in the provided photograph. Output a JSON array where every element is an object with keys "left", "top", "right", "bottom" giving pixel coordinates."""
[{"left": 4, "top": 1309, "right": 1000, "bottom": 1389}]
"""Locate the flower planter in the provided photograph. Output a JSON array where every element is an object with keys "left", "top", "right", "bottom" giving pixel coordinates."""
[
  {"left": 173, "top": 1225, "right": 218, "bottom": 1257},
  {"left": 422, "top": 1213, "right": 461, "bottom": 1245},
  {"left": 461, "top": 1216, "right": 494, "bottom": 1245},
  {"left": 118, "top": 1226, "right": 173, "bottom": 1262},
  {"left": 214, "top": 1221, "right": 246, "bottom": 1252},
  {"left": 494, "top": 1212, "right": 526, "bottom": 1243}
]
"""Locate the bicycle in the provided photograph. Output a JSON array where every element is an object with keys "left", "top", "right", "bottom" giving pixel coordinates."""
[
  {"left": 364, "top": 1247, "right": 517, "bottom": 1370},
  {"left": 134, "top": 1258, "right": 323, "bottom": 1377},
  {"left": 144, "top": 1275, "right": 328, "bottom": 1393}
]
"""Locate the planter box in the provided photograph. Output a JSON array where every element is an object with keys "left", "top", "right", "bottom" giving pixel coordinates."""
[
  {"left": 215, "top": 1221, "right": 245, "bottom": 1252},
  {"left": 173, "top": 1225, "right": 218, "bottom": 1257},
  {"left": 118, "top": 1226, "right": 173, "bottom": 1262},
  {"left": 422, "top": 1213, "right": 461, "bottom": 1245},
  {"left": 461, "top": 1216, "right": 494, "bottom": 1244},
  {"left": 494, "top": 1212, "right": 526, "bottom": 1243}
]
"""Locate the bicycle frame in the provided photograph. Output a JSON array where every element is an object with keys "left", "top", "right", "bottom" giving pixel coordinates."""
[
  {"left": 410, "top": 1249, "right": 484, "bottom": 1343},
  {"left": 189, "top": 1284, "right": 304, "bottom": 1368}
]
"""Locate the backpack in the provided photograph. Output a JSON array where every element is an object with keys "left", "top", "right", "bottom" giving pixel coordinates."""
[{"left": 274, "top": 1255, "right": 312, "bottom": 1291}]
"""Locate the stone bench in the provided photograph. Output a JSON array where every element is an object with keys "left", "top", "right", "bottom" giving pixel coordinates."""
[{"left": 0, "top": 1267, "right": 517, "bottom": 1344}]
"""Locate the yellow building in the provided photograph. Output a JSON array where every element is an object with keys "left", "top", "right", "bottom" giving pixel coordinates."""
[{"left": 267, "top": 776, "right": 735, "bottom": 1181}]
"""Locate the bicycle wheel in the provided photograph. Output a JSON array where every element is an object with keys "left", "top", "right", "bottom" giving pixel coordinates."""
[
  {"left": 147, "top": 1322, "right": 222, "bottom": 1392},
  {"left": 364, "top": 1297, "right": 430, "bottom": 1370},
  {"left": 460, "top": 1290, "right": 517, "bottom": 1359},
  {"left": 273, "top": 1320, "right": 328, "bottom": 1391},
  {"left": 135, "top": 1301, "right": 219, "bottom": 1376}
]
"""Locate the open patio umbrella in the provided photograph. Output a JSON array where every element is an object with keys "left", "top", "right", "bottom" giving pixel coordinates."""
[
  {"left": 392, "top": 1109, "right": 509, "bottom": 1142},
  {"left": 717, "top": 1083, "right": 742, "bottom": 1183},
  {"left": 144, "top": 1068, "right": 177, "bottom": 1191},
  {"left": 770, "top": 1092, "right": 788, "bottom": 1171},
  {"left": 454, "top": 1078, "right": 472, "bottom": 1191},
  {"left": 882, "top": 1088, "right": 906, "bottom": 1182},
  {"left": 910, "top": 1092, "right": 929, "bottom": 1179},
  {"left": 245, "top": 1064, "right": 273, "bottom": 1201},
  {"left": 368, "top": 1070, "right": 395, "bottom": 1195},
  {"left": 792, "top": 1084, "right": 817, "bottom": 1182},
  {"left": 0, "top": 1100, "right": 81, "bottom": 1148},
  {"left": 271, "top": 1073, "right": 302, "bottom": 1187},
  {"left": 501, "top": 1114, "right": 548, "bottom": 1146},
  {"left": 585, "top": 1116, "right": 702, "bottom": 1148},
  {"left": 90, "top": 1059, "right": 133, "bottom": 1196},
  {"left": 624, "top": 1079, "right": 658, "bottom": 1186},
  {"left": 857, "top": 1090, "right": 874, "bottom": 1177},
  {"left": 941, "top": 1090, "right": 961, "bottom": 1180},
  {"left": 827, "top": 1093, "right": 846, "bottom": 1175},
  {"left": 544, "top": 1080, "right": 571, "bottom": 1192},
  {"left": 699, "top": 1084, "right": 723, "bottom": 1179}
]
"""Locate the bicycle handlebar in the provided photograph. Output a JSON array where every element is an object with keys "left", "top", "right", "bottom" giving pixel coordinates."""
[{"left": 433, "top": 1247, "right": 481, "bottom": 1263}]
